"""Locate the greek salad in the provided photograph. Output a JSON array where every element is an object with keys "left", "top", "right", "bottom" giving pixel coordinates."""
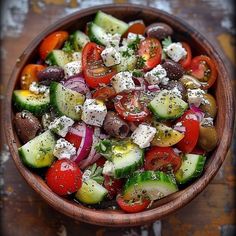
[{"left": 13, "top": 11, "right": 218, "bottom": 213}]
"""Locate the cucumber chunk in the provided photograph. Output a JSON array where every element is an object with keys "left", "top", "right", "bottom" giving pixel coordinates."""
[
  {"left": 175, "top": 154, "right": 206, "bottom": 184},
  {"left": 148, "top": 90, "right": 188, "bottom": 120},
  {"left": 151, "top": 122, "right": 184, "bottom": 147},
  {"left": 46, "top": 50, "right": 71, "bottom": 67},
  {"left": 94, "top": 11, "right": 128, "bottom": 35},
  {"left": 73, "top": 30, "right": 90, "bottom": 50},
  {"left": 88, "top": 22, "right": 109, "bottom": 46},
  {"left": 18, "top": 130, "right": 56, "bottom": 168},
  {"left": 116, "top": 54, "right": 137, "bottom": 72},
  {"left": 13, "top": 90, "right": 50, "bottom": 116},
  {"left": 123, "top": 171, "right": 178, "bottom": 200},
  {"left": 50, "top": 82, "right": 85, "bottom": 120},
  {"left": 75, "top": 179, "right": 108, "bottom": 204}
]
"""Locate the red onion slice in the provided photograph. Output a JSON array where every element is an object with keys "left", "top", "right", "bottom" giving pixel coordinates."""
[
  {"left": 147, "top": 84, "right": 161, "bottom": 92},
  {"left": 190, "top": 105, "right": 204, "bottom": 122},
  {"left": 173, "top": 125, "right": 186, "bottom": 133},
  {"left": 70, "top": 122, "right": 94, "bottom": 163}
]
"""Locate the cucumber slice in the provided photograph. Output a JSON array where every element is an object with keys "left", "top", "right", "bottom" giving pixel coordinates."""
[
  {"left": 75, "top": 179, "right": 108, "bottom": 204},
  {"left": 13, "top": 90, "right": 50, "bottom": 116},
  {"left": 94, "top": 11, "right": 128, "bottom": 35},
  {"left": 151, "top": 122, "right": 184, "bottom": 147},
  {"left": 148, "top": 90, "right": 188, "bottom": 120},
  {"left": 18, "top": 130, "right": 56, "bottom": 168},
  {"left": 116, "top": 54, "right": 137, "bottom": 72},
  {"left": 112, "top": 141, "right": 144, "bottom": 178},
  {"left": 73, "top": 30, "right": 90, "bottom": 50},
  {"left": 88, "top": 22, "right": 109, "bottom": 46},
  {"left": 46, "top": 50, "right": 71, "bottom": 67},
  {"left": 175, "top": 154, "right": 206, "bottom": 184},
  {"left": 123, "top": 171, "right": 178, "bottom": 200},
  {"left": 50, "top": 82, "right": 85, "bottom": 120}
]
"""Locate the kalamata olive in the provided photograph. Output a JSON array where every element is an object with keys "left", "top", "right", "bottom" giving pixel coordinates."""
[
  {"left": 162, "top": 59, "right": 184, "bottom": 80},
  {"left": 198, "top": 125, "right": 218, "bottom": 152},
  {"left": 160, "top": 80, "right": 186, "bottom": 99},
  {"left": 14, "top": 111, "right": 41, "bottom": 143},
  {"left": 179, "top": 75, "right": 202, "bottom": 89},
  {"left": 145, "top": 23, "right": 173, "bottom": 40},
  {"left": 200, "top": 93, "right": 217, "bottom": 118},
  {"left": 38, "top": 66, "right": 64, "bottom": 85}
]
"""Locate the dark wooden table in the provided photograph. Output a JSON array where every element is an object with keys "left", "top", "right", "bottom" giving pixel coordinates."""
[{"left": 0, "top": 0, "right": 235, "bottom": 235}]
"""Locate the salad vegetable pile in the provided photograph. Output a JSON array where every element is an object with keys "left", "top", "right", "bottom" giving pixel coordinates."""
[{"left": 13, "top": 11, "right": 218, "bottom": 213}]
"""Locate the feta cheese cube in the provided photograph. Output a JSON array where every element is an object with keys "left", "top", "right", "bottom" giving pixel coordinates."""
[
  {"left": 101, "top": 47, "right": 121, "bottom": 67},
  {"left": 171, "top": 86, "right": 182, "bottom": 98},
  {"left": 72, "top": 52, "right": 82, "bottom": 62},
  {"left": 64, "top": 61, "right": 82, "bottom": 78},
  {"left": 49, "top": 116, "right": 74, "bottom": 137},
  {"left": 201, "top": 117, "right": 214, "bottom": 127},
  {"left": 111, "top": 72, "right": 135, "bottom": 93},
  {"left": 127, "top": 32, "right": 145, "bottom": 45},
  {"left": 81, "top": 99, "right": 107, "bottom": 127},
  {"left": 131, "top": 124, "right": 157, "bottom": 148},
  {"left": 53, "top": 138, "right": 76, "bottom": 159},
  {"left": 102, "top": 161, "right": 115, "bottom": 176},
  {"left": 104, "top": 33, "right": 121, "bottom": 49},
  {"left": 144, "top": 64, "right": 168, "bottom": 85},
  {"left": 164, "top": 42, "right": 187, "bottom": 62},
  {"left": 29, "top": 82, "right": 49, "bottom": 95},
  {"left": 187, "top": 88, "right": 206, "bottom": 107}
]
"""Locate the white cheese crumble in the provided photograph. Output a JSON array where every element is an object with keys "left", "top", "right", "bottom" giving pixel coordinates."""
[
  {"left": 101, "top": 47, "right": 121, "bottom": 67},
  {"left": 127, "top": 32, "right": 145, "bottom": 44},
  {"left": 131, "top": 124, "right": 157, "bottom": 148},
  {"left": 102, "top": 161, "right": 115, "bottom": 176},
  {"left": 64, "top": 61, "right": 82, "bottom": 78},
  {"left": 49, "top": 116, "right": 74, "bottom": 137},
  {"left": 144, "top": 64, "right": 169, "bottom": 85},
  {"left": 53, "top": 138, "right": 76, "bottom": 159},
  {"left": 74, "top": 105, "right": 83, "bottom": 113},
  {"left": 201, "top": 117, "right": 214, "bottom": 127},
  {"left": 171, "top": 86, "right": 182, "bottom": 98},
  {"left": 104, "top": 33, "right": 121, "bottom": 49},
  {"left": 72, "top": 52, "right": 82, "bottom": 62},
  {"left": 111, "top": 71, "right": 135, "bottom": 93},
  {"left": 82, "top": 169, "right": 92, "bottom": 182},
  {"left": 164, "top": 42, "right": 187, "bottom": 62},
  {"left": 29, "top": 82, "right": 49, "bottom": 95},
  {"left": 81, "top": 99, "right": 107, "bottom": 127},
  {"left": 187, "top": 88, "right": 206, "bottom": 107}
]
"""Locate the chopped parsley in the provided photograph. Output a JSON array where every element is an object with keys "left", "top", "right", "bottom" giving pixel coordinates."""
[
  {"left": 162, "top": 36, "right": 172, "bottom": 48},
  {"left": 132, "top": 70, "right": 144, "bottom": 78},
  {"left": 127, "top": 35, "right": 141, "bottom": 51},
  {"left": 136, "top": 56, "right": 146, "bottom": 69},
  {"left": 121, "top": 49, "right": 131, "bottom": 57}
]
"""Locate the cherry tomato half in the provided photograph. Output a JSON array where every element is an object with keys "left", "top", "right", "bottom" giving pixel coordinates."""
[
  {"left": 144, "top": 147, "right": 182, "bottom": 173},
  {"left": 92, "top": 86, "right": 116, "bottom": 101},
  {"left": 179, "top": 42, "right": 192, "bottom": 69},
  {"left": 114, "top": 91, "right": 150, "bottom": 122},
  {"left": 138, "top": 38, "right": 162, "bottom": 71},
  {"left": 188, "top": 55, "right": 217, "bottom": 89},
  {"left": 176, "top": 119, "right": 200, "bottom": 153},
  {"left": 116, "top": 195, "right": 150, "bottom": 213},
  {"left": 104, "top": 175, "right": 124, "bottom": 199},
  {"left": 64, "top": 132, "right": 82, "bottom": 149},
  {"left": 82, "top": 42, "right": 116, "bottom": 88},
  {"left": 20, "top": 64, "right": 46, "bottom": 89},
  {"left": 123, "top": 21, "right": 146, "bottom": 37},
  {"left": 39, "top": 31, "right": 69, "bottom": 60},
  {"left": 46, "top": 159, "right": 82, "bottom": 196}
]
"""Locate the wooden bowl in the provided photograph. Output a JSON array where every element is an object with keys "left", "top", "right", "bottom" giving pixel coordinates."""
[{"left": 4, "top": 4, "right": 235, "bottom": 227}]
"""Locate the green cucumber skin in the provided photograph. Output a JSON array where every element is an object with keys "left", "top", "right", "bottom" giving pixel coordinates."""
[
  {"left": 87, "top": 22, "right": 106, "bottom": 46},
  {"left": 12, "top": 91, "right": 50, "bottom": 116},
  {"left": 124, "top": 171, "right": 178, "bottom": 199},
  {"left": 175, "top": 155, "right": 206, "bottom": 185},
  {"left": 46, "top": 50, "right": 70, "bottom": 67},
  {"left": 73, "top": 31, "right": 90, "bottom": 50},
  {"left": 94, "top": 11, "right": 128, "bottom": 35},
  {"left": 114, "top": 150, "right": 144, "bottom": 178},
  {"left": 18, "top": 131, "right": 56, "bottom": 168}
]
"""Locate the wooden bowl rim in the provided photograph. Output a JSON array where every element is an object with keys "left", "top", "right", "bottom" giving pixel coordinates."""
[{"left": 4, "top": 4, "right": 235, "bottom": 227}]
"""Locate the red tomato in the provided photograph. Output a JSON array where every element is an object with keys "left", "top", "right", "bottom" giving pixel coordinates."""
[
  {"left": 144, "top": 147, "right": 182, "bottom": 173},
  {"left": 114, "top": 91, "right": 150, "bottom": 122},
  {"left": 46, "top": 159, "right": 82, "bottom": 196},
  {"left": 179, "top": 42, "right": 192, "bottom": 69},
  {"left": 116, "top": 195, "right": 150, "bottom": 213},
  {"left": 92, "top": 86, "right": 116, "bottom": 101},
  {"left": 188, "top": 55, "right": 217, "bottom": 89},
  {"left": 94, "top": 156, "right": 107, "bottom": 167},
  {"left": 64, "top": 132, "right": 82, "bottom": 149},
  {"left": 39, "top": 31, "right": 69, "bottom": 60},
  {"left": 104, "top": 175, "right": 124, "bottom": 199},
  {"left": 82, "top": 42, "right": 116, "bottom": 88},
  {"left": 123, "top": 21, "right": 146, "bottom": 37},
  {"left": 178, "top": 109, "right": 198, "bottom": 122},
  {"left": 20, "top": 64, "right": 46, "bottom": 89},
  {"left": 138, "top": 38, "right": 162, "bottom": 71},
  {"left": 176, "top": 119, "right": 200, "bottom": 153}
]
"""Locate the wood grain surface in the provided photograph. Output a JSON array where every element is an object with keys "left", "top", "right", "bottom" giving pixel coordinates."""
[{"left": 0, "top": 0, "right": 235, "bottom": 235}]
